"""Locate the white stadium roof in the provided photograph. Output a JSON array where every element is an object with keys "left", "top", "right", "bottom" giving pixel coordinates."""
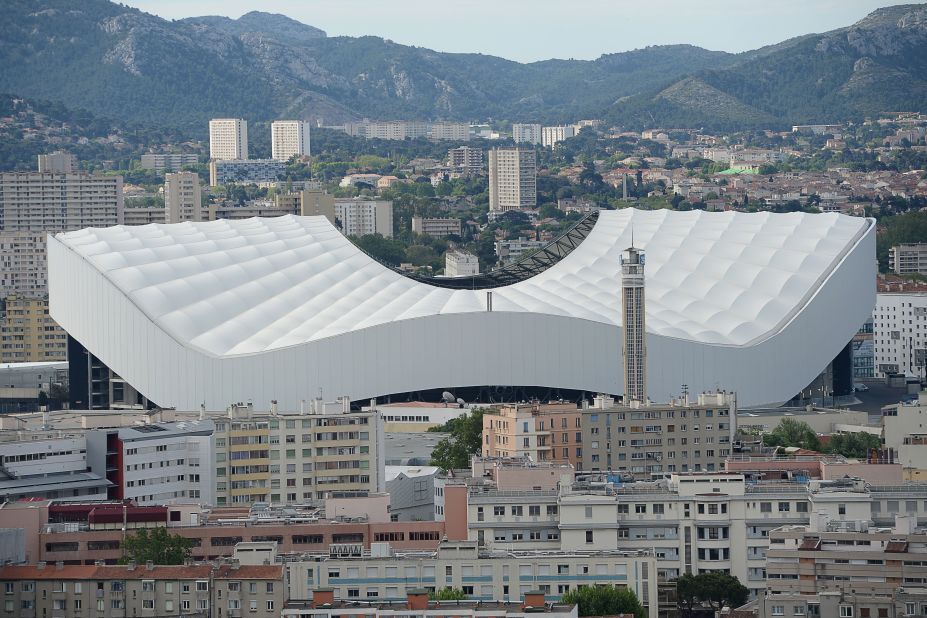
[{"left": 49, "top": 209, "right": 875, "bottom": 409}]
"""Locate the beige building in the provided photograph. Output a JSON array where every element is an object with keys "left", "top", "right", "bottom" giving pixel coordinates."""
[
  {"left": 0, "top": 232, "right": 47, "bottom": 298},
  {"left": 0, "top": 172, "right": 123, "bottom": 232},
  {"left": 0, "top": 296, "right": 66, "bottom": 362},
  {"left": 445, "top": 251, "right": 479, "bottom": 277},
  {"left": 889, "top": 243, "right": 927, "bottom": 275},
  {"left": 164, "top": 172, "right": 203, "bottom": 223},
  {"left": 0, "top": 562, "right": 284, "bottom": 618},
  {"left": 334, "top": 199, "right": 393, "bottom": 238},
  {"left": 488, "top": 148, "right": 536, "bottom": 212},
  {"left": 36, "top": 151, "right": 75, "bottom": 173},
  {"left": 411, "top": 216, "right": 461, "bottom": 237},
  {"left": 447, "top": 146, "right": 483, "bottom": 174},
  {"left": 272, "top": 120, "right": 312, "bottom": 162},
  {"left": 209, "top": 118, "right": 248, "bottom": 161},
  {"left": 429, "top": 121, "right": 470, "bottom": 141},
  {"left": 482, "top": 402, "right": 584, "bottom": 468},
  {"left": 123, "top": 206, "right": 166, "bottom": 226}
]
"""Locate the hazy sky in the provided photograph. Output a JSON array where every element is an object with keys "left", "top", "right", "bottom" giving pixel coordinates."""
[{"left": 122, "top": 0, "right": 897, "bottom": 63}]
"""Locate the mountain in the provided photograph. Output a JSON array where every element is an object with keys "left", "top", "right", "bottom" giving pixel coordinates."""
[{"left": 0, "top": 0, "right": 925, "bottom": 133}]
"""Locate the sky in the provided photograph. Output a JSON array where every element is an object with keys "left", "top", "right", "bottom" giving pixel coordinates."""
[{"left": 121, "top": 0, "right": 898, "bottom": 63}]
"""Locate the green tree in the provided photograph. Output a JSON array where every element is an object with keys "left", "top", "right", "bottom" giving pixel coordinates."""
[
  {"left": 430, "top": 587, "right": 467, "bottom": 600},
  {"left": 763, "top": 418, "right": 822, "bottom": 451},
  {"left": 429, "top": 409, "right": 486, "bottom": 470},
  {"left": 675, "top": 572, "right": 749, "bottom": 616},
  {"left": 825, "top": 432, "right": 883, "bottom": 459},
  {"left": 561, "top": 585, "right": 646, "bottom": 618},
  {"left": 121, "top": 527, "right": 194, "bottom": 565}
]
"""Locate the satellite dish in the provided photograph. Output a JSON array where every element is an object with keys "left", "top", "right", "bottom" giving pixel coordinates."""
[
  {"left": 456, "top": 398, "right": 465, "bottom": 405},
  {"left": 442, "top": 391, "right": 455, "bottom": 403}
]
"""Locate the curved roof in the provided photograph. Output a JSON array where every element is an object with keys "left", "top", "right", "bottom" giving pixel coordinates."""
[{"left": 56, "top": 209, "right": 869, "bottom": 358}]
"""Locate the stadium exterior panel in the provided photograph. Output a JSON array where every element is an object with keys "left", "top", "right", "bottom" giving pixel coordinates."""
[{"left": 48, "top": 209, "right": 875, "bottom": 410}]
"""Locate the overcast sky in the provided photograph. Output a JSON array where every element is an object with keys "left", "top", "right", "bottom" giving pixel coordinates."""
[{"left": 122, "top": 0, "right": 897, "bottom": 63}]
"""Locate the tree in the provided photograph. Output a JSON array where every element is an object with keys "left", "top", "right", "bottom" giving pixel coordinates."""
[
  {"left": 675, "top": 572, "right": 749, "bottom": 616},
  {"left": 825, "top": 432, "right": 883, "bottom": 459},
  {"left": 430, "top": 587, "right": 467, "bottom": 600},
  {"left": 561, "top": 585, "right": 646, "bottom": 618},
  {"left": 121, "top": 527, "right": 194, "bottom": 565},
  {"left": 429, "top": 409, "right": 486, "bottom": 470},
  {"left": 763, "top": 418, "right": 822, "bottom": 451}
]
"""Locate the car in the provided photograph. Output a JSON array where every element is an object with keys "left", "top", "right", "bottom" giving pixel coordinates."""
[{"left": 854, "top": 384, "right": 870, "bottom": 392}]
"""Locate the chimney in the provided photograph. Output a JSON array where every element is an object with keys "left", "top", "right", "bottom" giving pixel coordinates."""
[
  {"left": 299, "top": 400, "right": 306, "bottom": 415},
  {"left": 341, "top": 396, "right": 350, "bottom": 414},
  {"left": 36, "top": 562, "right": 46, "bottom": 570},
  {"left": 127, "top": 561, "right": 137, "bottom": 571},
  {"left": 199, "top": 403, "right": 206, "bottom": 420},
  {"left": 270, "top": 400, "right": 278, "bottom": 416},
  {"left": 55, "top": 562, "right": 64, "bottom": 571},
  {"left": 407, "top": 588, "right": 430, "bottom": 611},
  {"left": 523, "top": 590, "right": 546, "bottom": 610},
  {"left": 311, "top": 588, "right": 335, "bottom": 608},
  {"left": 145, "top": 561, "right": 154, "bottom": 571}
]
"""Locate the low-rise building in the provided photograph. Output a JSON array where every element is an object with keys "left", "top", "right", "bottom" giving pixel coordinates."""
[
  {"left": 494, "top": 237, "right": 544, "bottom": 264},
  {"left": 0, "top": 435, "right": 111, "bottom": 502},
  {"left": 139, "top": 153, "right": 200, "bottom": 171},
  {"left": 208, "top": 159, "right": 285, "bottom": 186},
  {"left": 445, "top": 251, "right": 479, "bottom": 277},
  {"left": 385, "top": 465, "right": 445, "bottom": 521},
  {"left": 890, "top": 243, "right": 927, "bottom": 275},
  {"left": 411, "top": 216, "right": 461, "bottom": 237}
]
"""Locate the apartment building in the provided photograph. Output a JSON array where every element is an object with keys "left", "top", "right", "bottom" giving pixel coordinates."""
[
  {"left": 341, "top": 120, "right": 467, "bottom": 141},
  {"left": 581, "top": 392, "right": 737, "bottom": 478},
  {"left": 334, "top": 199, "right": 393, "bottom": 238},
  {"left": 0, "top": 562, "right": 284, "bottom": 618},
  {"left": 411, "top": 216, "right": 461, "bottom": 237},
  {"left": 890, "top": 243, "right": 927, "bottom": 275},
  {"left": 494, "top": 236, "right": 544, "bottom": 264},
  {"left": 164, "top": 171, "right": 203, "bottom": 223},
  {"left": 883, "top": 393, "right": 927, "bottom": 480},
  {"left": 482, "top": 402, "right": 583, "bottom": 468},
  {"left": 429, "top": 122, "right": 470, "bottom": 141},
  {"left": 512, "top": 124, "right": 542, "bottom": 145},
  {"left": 385, "top": 466, "right": 446, "bottom": 521},
  {"left": 284, "top": 541, "right": 658, "bottom": 617},
  {"left": 36, "top": 152, "right": 75, "bottom": 173},
  {"left": 0, "top": 296, "right": 67, "bottom": 363},
  {"left": 209, "top": 118, "right": 249, "bottom": 161},
  {"left": 272, "top": 120, "right": 312, "bottom": 161},
  {"left": 123, "top": 206, "right": 165, "bottom": 226},
  {"left": 541, "top": 125, "right": 575, "bottom": 148},
  {"left": 0, "top": 172, "right": 124, "bottom": 231},
  {"left": 139, "top": 153, "right": 199, "bottom": 171},
  {"left": 208, "top": 159, "right": 284, "bottom": 186},
  {"left": 0, "top": 435, "right": 110, "bottom": 502},
  {"left": 0, "top": 232, "right": 47, "bottom": 298},
  {"left": 873, "top": 292, "right": 927, "bottom": 377},
  {"left": 447, "top": 146, "right": 483, "bottom": 175},
  {"left": 445, "top": 251, "right": 479, "bottom": 277},
  {"left": 488, "top": 148, "right": 537, "bottom": 212}
]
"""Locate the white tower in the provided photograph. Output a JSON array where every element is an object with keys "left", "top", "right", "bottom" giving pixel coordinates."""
[{"left": 621, "top": 245, "right": 646, "bottom": 404}]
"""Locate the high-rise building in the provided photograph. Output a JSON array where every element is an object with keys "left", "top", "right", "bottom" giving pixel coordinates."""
[
  {"left": 447, "top": 146, "right": 483, "bottom": 175},
  {"left": 0, "top": 172, "right": 124, "bottom": 231},
  {"left": 0, "top": 296, "right": 67, "bottom": 362},
  {"left": 512, "top": 123, "right": 542, "bottom": 145},
  {"left": 164, "top": 172, "right": 203, "bottom": 223},
  {"left": 0, "top": 232, "right": 47, "bottom": 298},
  {"left": 334, "top": 199, "right": 393, "bottom": 238},
  {"left": 541, "top": 125, "right": 575, "bottom": 148},
  {"left": 488, "top": 148, "right": 536, "bottom": 212},
  {"left": 209, "top": 159, "right": 284, "bottom": 186},
  {"left": 209, "top": 118, "right": 249, "bottom": 161},
  {"left": 444, "top": 251, "right": 479, "bottom": 277},
  {"left": 271, "top": 120, "right": 312, "bottom": 162},
  {"left": 621, "top": 246, "right": 646, "bottom": 403},
  {"left": 37, "top": 151, "right": 75, "bottom": 173},
  {"left": 873, "top": 292, "right": 927, "bottom": 378}
]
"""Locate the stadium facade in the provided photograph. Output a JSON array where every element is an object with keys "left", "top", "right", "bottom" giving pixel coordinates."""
[{"left": 48, "top": 209, "right": 875, "bottom": 410}]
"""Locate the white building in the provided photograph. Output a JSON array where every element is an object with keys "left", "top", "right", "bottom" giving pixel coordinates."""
[
  {"left": 0, "top": 172, "right": 124, "bottom": 232},
  {"left": 488, "top": 148, "right": 536, "bottom": 212},
  {"left": 512, "top": 123, "right": 542, "bottom": 145},
  {"left": 335, "top": 199, "right": 394, "bottom": 238},
  {"left": 209, "top": 118, "right": 249, "bottom": 161},
  {"left": 429, "top": 122, "right": 470, "bottom": 141},
  {"left": 0, "top": 232, "right": 48, "bottom": 297},
  {"left": 164, "top": 172, "right": 203, "bottom": 223},
  {"left": 139, "top": 153, "right": 199, "bottom": 172},
  {"left": 37, "top": 152, "right": 75, "bottom": 173},
  {"left": 271, "top": 120, "right": 312, "bottom": 162},
  {"left": 0, "top": 435, "right": 111, "bottom": 501},
  {"left": 873, "top": 292, "right": 927, "bottom": 377},
  {"left": 541, "top": 126, "right": 575, "bottom": 148},
  {"left": 445, "top": 251, "right": 479, "bottom": 277},
  {"left": 889, "top": 244, "right": 927, "bottom": 275},
  {"left": 411, "top": 217, "right": 461, "bottom": 237}
]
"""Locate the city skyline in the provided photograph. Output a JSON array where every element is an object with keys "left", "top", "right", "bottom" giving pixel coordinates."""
[{"left": 119, "top": 0, "right": 894, "bottom": 63}]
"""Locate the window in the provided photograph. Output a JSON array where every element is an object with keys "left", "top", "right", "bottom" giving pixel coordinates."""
[
  {"left": 494, "top": 506, "right": 505, "bottom": 516},
  {"left": 196, "top": 581, "right": 208, "bottom": 592},
  {"left": 778, "top": 502, "right": 791, "bottom": 512},
  {"left": 585, "top": 506, "right": 593, "bottom": 518},
  {"left": 771, "top": 606, "right": 784, "bottom": 616},
  {"left": 529, "top": 505, "right": 540, "bottom": 516},
  {"left": 840, "top": 607, "right": 854, "bottom": 618},
  {"left": 585, "top": 531, "right": 594, "bottom": 544},
  {"left": 760, "top": 502, "right": 772, "bottom": 513},
  {"left": 511, "top": 505, "right": 523, "bottom": 516},
  {"left": 653, "top": 504, "right": 665, "bottom": 515}
]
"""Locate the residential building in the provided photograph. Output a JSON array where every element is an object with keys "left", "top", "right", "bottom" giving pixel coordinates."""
[
  {"left": 791, "top": 124, "right": 843, "bottom": 135},
  {"left": 0, "top": 435, "right": 110, "bottom": 502},
  {"left": 0, "top": 172, "right": 124, "bottom": 231},
  {"left": 890, "top": 243, "right": 927, "bottom": 275},
  {"left": 339, "top": 174, "right": 383, "bottom": 188},
  {"left": 164, "top": 171, "right": 203, "bottom": 223},
  {"left": 272, "top": 120, "right": 312, "bottom": 162},
  {"left": 209, "top": 118, "right": 248, "bottom": 161},
  {"left": 385, "top": 465, "right": 446, "bottom": 521},
  {"left": 208, "top": 201, "right": 297, "bottom": 221},
  {"left": 139, "top": 153, "right": 199, "bottom": 171},
  {"left": 297, "top": 188, "right": 337, "bottom": 223},
  {"left": 512, "top": 124, "right": 542, "bottom": 145},
  {"left": 340, "top": 120, "right": 467, "bottom": 141},
  {"left": 621, "top": 246, "right": 646, "bottom": 403},
  {"left": 0, "top": 562, "right": 284, "bottom": 618},
  {"left": 123, "top": 206, "right": 166, "bottom": 226},
  {"left": 335, "top": 199, "right": 393, "bottom": 238},
  {"left": 0, "top": 297, "right": 67, "bottom": 363},
  {"left": 36, "top": 151, "right": 75, "bottom": 173},
  {"left": 482, "top": 402, "right": 583, "bottom": 467},
  {"left": 883, "top": 393, "right": 927, "bottom": 480},
  {"left": 853, "top": 319, "right": 874, "bottom": 379},
  {"left": 209, "top": 159, "right": 285, "bottom": 186},
  {"left": 541, "top": 126, "right": 575, "bottom": 148},
  {"left": 873, "top": 293, "right": 927, "bottom": 377},
  {"left": 447, "top": 146, "right": 483, "bottom": 175},
  {"left": 0, "top": 232, "right": 47, "bottom": 298},
  {"left": 581, "top": 392, "right": 737, "bottom": 478},
  {"left": 429, "top": 122, "right": 470, "bottom": 141},
  {"left": 445, "top": 251, "right": 479, "bottom": 277},
  {"left": 284, "top": 541, "right": 658, "bottom": 616},
  {"left": 411, "top": 216, "right": 461, "bottom": 237},
  {"left": 494, "top": 237, "right": 544, "bottom": 264},
  {"left": 489, "top": 148, "right": 536, "bottom": 212}
]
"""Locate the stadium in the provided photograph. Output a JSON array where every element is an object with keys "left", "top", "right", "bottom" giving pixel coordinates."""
[{"left": 48, "top": 208, "right": 875, "bottom": 410}]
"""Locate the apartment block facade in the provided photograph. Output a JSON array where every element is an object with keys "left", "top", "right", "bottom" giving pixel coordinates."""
[
  {"left": 445, "top": 251, "right": 479, "bottom": 277},
  {"left": 0, "top": 232, "right": 47, "bottom": 298},
  {"left": 0, "top": 172, "right": 123, "bottom": 232},
  {"left": 873, "top": 292, "right": 927, "bottom": 377},
  {"left": 541, "top": 125, "right": 575, "bottom": 148},
  {"left": 447, "top": 146, "right": 483, "bottom": 174},
  {"left": 0, "top": 296, "right": 67, "bottom": 363},
  {"left": 208, "top": 159, "right": 284, "bottom": 186},
  {"left": 164, "top": 172, "right": 203, "bottom": 223},
  {"left": 209, "top": 118, "right": 249, "bottom": 161},
  {"left": 139, "top": 153, "right": 200, "bottom": 172},
  {"left": 272, "top": 120, "right": 312, "bottom": 162},
  {"left": 512, "top": 124, "right": 542, "bottom": 145},
  {"left": 411, "top": 216, "right": 461, "bottom": 237},
  {"left": 334, "top": 199, "right": 393, "bottom": 238},
  {"left": 36, "top": 152, "right": 75, "bottom": 174},
  {"left": 488, "top": 148, "right": 537, "bottom": 212},
  {"left": 889, "top": 243, "right": 927, "bottom": 275},
  {"left": 482, "top": 403, "right": 584, "bottom": 468}
]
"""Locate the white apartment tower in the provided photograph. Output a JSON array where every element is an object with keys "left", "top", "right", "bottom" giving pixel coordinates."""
[
  {"left": 271, "top": 120, "right": 312, "bottom": 162},
  {"left": 334, "top": 199, "right": 394, "bottom": 238},
  {"left": 542, "top": 125, "right": 575, "bottom": 148},
  {"left": 209, "top": 118, "right": 248, "bottom": 161},
  {"left": 164, "top": 172, "right": 203, "bottom": 223},
  {"left": 621, "top": 246, "right": 646, "bottom": 403},
  {"left": 488, "top": 148, "right": 537, "bottom": 212},
  {"left": 0, "top": 172, "right": 124, "bottom": 231},
  {"left": 512, "top": 123, "right": 542, "bottom": 145},
  {"left": 873, "top": 292, "right": 927, "bottom": 377}
]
